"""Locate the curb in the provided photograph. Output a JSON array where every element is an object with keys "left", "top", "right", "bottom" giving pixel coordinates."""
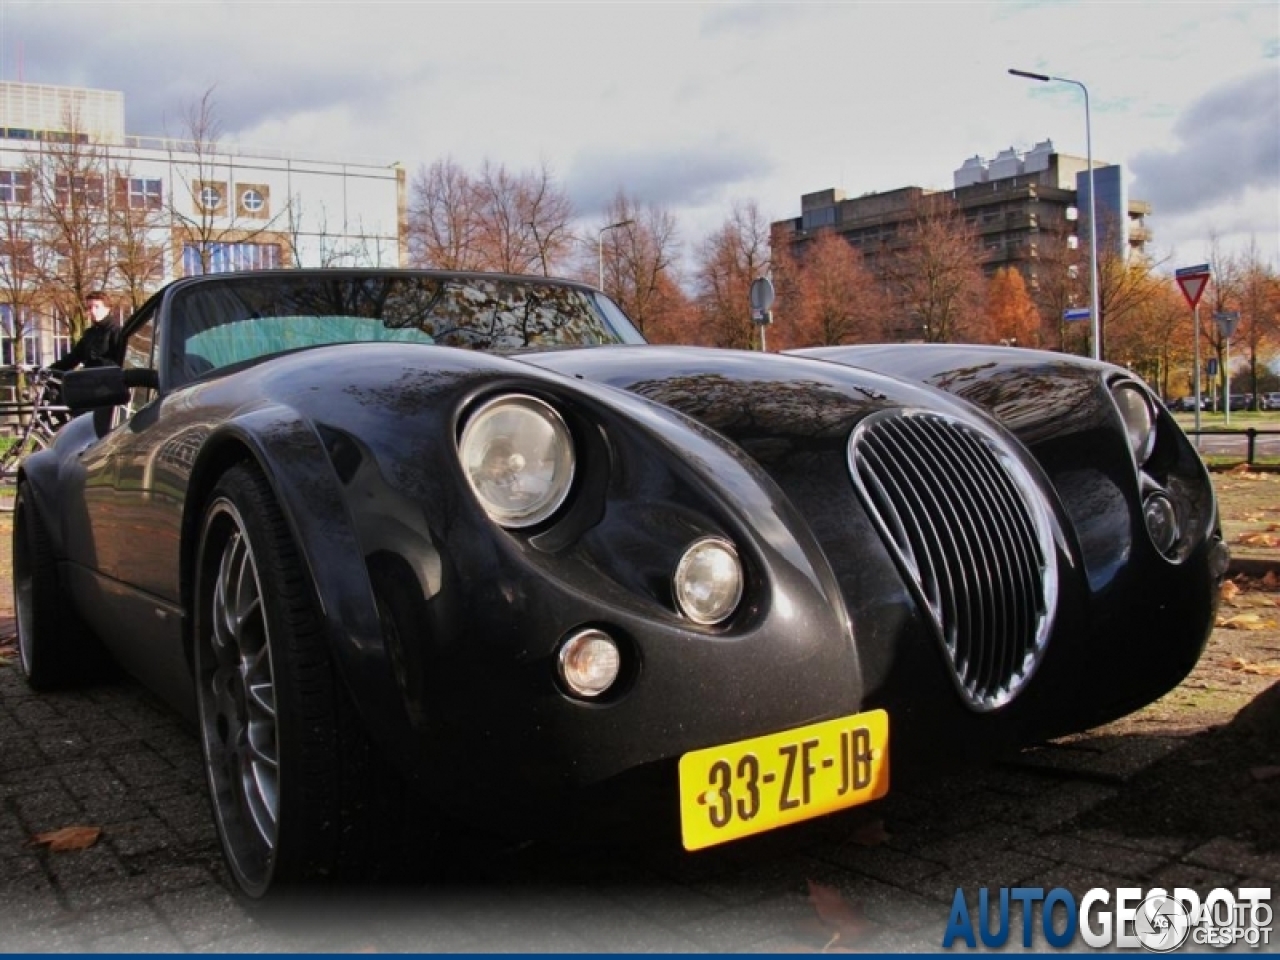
[{"left": 1227, "top": 556, "right": 1280, "bottom": 579}]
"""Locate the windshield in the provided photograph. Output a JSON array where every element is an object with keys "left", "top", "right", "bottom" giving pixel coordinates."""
[{"left": 169, "top": 272, "right": 645, "bottom": 383}]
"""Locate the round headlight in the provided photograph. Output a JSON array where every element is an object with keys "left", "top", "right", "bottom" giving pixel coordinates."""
[
  {"left": 673, "top": 537, "right": 743, "bottom": 626},
  {"left": 459, "top": 395, "right": 575, "bottom": 528},
  {"left": 558, "top": 629, "right": 621, "bottom": 698},
  {"left": 1143, "top": 493, "right": 1180, "bottom": 555},
  {"left": 1113, "top": 383, "right": 1157, "bottom": 466}
]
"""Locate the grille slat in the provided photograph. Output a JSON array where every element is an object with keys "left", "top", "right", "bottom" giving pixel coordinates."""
[{"left": 848, "top": 410, "right": 1057, "bottom": 711}]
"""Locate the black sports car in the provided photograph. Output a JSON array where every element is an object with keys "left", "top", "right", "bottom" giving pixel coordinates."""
[{"left": 13, "top": 269, "right": 1227, "bottom": 899}]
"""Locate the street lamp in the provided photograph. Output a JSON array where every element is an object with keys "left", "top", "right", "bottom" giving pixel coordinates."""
[
  {"left": 1009, "top": 67, "right": 1101, "bottom": 362},
  {"left": 597, "top": 219, "right": 634, "bottom": 292}
]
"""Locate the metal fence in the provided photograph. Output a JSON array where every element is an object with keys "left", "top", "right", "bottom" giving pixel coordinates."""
[{"left": 1185, "top": 428, "right": 1280, "bottom": 468}]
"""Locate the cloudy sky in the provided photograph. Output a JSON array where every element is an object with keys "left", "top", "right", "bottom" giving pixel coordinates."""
[{"left": 2, "top": 0, "right": 1277, "bottom": 273}]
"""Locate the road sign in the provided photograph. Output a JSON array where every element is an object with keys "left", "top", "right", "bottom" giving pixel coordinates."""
[
  {"left": 749, "top": 276, "right": 775, "bottom": 312},
  {"left": 1214, "top": 311, "right": 1240, "bottom": 339},
  {"left": 1175, "top": 264, "right": 1210, "bottom": 309},
  {"left": 1206, "top": 357, "right": 1218, "bottom": 377},
  {"left": 1063, "top": 307, "right": 1091, "bottom": 322}
]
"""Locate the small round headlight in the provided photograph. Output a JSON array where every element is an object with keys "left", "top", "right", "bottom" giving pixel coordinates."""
[
  {"left": 558, "top": 629, "right": 621, "bottom": 698},
  {"left": 1143, "top": 493, "right": 1180, "bottom": 555},
  {"left": 673, "top": 537, "right": 743, "bottom": 626},
  {"left": 1113, "top": 383, "right": 1157, "bottom": 467},
  {"left": 459, "top": 395, "right": 575, "bottom": 528}
]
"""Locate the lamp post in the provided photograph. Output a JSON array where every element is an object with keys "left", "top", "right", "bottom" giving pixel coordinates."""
[
  {"left": 1009, "top": 67, "right": 1101, "bottom": 362},
  {"left": 597, "top": 219, "right": 634, "bottom": 292}
]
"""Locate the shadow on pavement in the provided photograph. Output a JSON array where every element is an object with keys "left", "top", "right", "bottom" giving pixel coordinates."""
[{"left": 1079, "top": 681, "right": 1280, "bottom": 853}]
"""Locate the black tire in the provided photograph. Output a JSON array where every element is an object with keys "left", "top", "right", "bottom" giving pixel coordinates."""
[
  {"left": 12, "top": 480, "right": 99, "bottom": 689},
  {"left": 193, "top": 463, "right": 426, "bottom": 900}
]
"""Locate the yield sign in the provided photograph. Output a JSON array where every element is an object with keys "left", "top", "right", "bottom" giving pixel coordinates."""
[{"left": 1175, "top": 263, "right": 1210, "bottom": 309}]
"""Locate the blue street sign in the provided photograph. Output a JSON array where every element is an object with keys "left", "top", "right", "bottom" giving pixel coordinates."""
[
  {"left": 1063, "top": 307, "right": 1091, "bottom": 322},
  {"left": 1206, "top": 358, "right": 1218, "bottom": 377}
]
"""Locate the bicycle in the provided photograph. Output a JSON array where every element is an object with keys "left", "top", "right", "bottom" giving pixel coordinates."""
[{"left": 0, "top": 368, "right": 71, "bottom": 484}]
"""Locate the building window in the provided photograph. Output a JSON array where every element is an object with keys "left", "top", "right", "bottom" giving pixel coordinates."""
[
  {"left": 54, "top": 174, "right": 105, "bottom": 207},
  {"left": 237, "top": 184, "right": 269, "bottom": 218},
  {"left": 194, "top": 181, "right": 226, "bottom": 214},
  {"left": 0, "top": 170, "right": 32, "bottom": 204},
  {"left": 183, "top": 241, "right": 281, "bottom": 276},
  {"left": 127, "top": 177, "right": 163, "bottom": 210},
  {"left": 0, "top": 304, "right": 39, "bottom": 367}
]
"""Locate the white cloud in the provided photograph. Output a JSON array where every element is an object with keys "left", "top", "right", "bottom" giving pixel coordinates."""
[{"left": 2, "top": 0, "right": 1276, "bottom": 267}]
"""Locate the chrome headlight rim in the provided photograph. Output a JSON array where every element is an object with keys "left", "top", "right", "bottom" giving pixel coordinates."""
[
  {"left": 672, "top": 536, "right": 744, "bottom": 626},
  {"left": 557, "top": 628, "right": 622, "bottom": 700},
  {"left": 458, "top": 393, "right": 576, "bottom": 529},
  {"left": 1111, "top": 380, "right": 1158, "bottom": 467}
]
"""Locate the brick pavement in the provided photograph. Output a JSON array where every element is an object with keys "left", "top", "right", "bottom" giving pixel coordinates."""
[{"left": 1, "top": 637, "right": 1278, "bottom": 953}]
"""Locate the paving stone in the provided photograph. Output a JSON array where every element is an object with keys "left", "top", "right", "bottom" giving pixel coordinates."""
[
  {"left": 676, "top": 892, "right": 816, "bottom": 951},
  {"left": 11, "top": 787, "right": 85, "bottom": 833},
  {"left": 1012, "top": 834, "right": 1168, "bottom": 880},
  {"left": 1071, "top": 827, "right": 1197, "bottom": 860},
  {"left": 818, "top": 838, "right": 948, "bottom": 886},
  {"left": 87, "top": 926, "right": 187, "bottom": 952},
  {"left": 910, "top": 849, "right": 1059, "bottom": 905},
  {"left": 152, "top": 881, "right": 259, "bottom": 949},
  {"left": 1148, "top": 860, "right": 1242, "bottom": 894},
  {"left": 1008, "top": 780, "right": 1119, "bottom": 831},
  {"left": 1184, "top": 837, "right": 1280, "bottom": 880}
]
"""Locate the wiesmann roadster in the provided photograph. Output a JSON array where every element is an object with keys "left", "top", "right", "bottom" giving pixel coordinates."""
[{"left": 13, "top": 269, "right": 1227, "bottom": 898}]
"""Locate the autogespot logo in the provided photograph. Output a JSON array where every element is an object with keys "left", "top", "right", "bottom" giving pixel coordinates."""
[{"left": 942, "top": 886, "right": 1273, "bottom": 951}]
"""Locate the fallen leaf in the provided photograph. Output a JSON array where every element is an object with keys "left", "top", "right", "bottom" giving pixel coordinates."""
[
  {"left": 32, "top": 825, "right": 102, "bottom": 852},
  {"left": 1226, "top": 657, "right": 1280, "bottom": 676},
  {"left": 1263, "top": 571, "right": 1280, "bottom": 590},
  {"left": 1227, "top": 464, "right": 1254, "bottom": 476},
  {"left": 808, "top": 880, "right": 873, "bottom": 950},
  {"left": 1217, "top": 613, "right": 1278, "bottom": 631},
  {"left": 1237, "top": 533, "right": 1280, "bottom": 548},
  {"left": 1221, "top": 580, "right": 1241, "bottom": 603},
  {"left": 1250, "top": 766, "right": 1280, "bottom": 782}
]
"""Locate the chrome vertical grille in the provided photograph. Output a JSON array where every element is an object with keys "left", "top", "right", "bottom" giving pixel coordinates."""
[{"left": 848, "top": 409, "right": 1057, "bottom": 711}]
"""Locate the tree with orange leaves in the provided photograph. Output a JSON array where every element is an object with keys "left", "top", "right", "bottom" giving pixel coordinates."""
[{"left": 985, "top": 266, "right": 1042, "bottom": 347}]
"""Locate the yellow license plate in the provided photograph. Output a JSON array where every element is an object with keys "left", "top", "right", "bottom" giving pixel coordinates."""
[{"left": 678, "top": 709, "right": 889, "bottom": 851}]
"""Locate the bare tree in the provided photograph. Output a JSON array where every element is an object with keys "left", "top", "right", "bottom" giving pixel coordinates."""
[
  {"left": 1228, "top": 239, "right": 1278, "bottom": 406},
  {"left": 109, "top": 159, "right": 169, "bottom": 312},
  {"left": 592, "top": 190, "right": 683, "bottom": 338},
  {"left": 166, "top": 88, "right": 287, "bottom": 275},
  {"left": 0, "top": 181, "right": 49, "bottom": 376},
  {"left": 408, "top": 157, "right": 573, "bottom": 277},
  {"left": 24, "top": 108, "right": 114, "bottom": 342},
  {"left": 881, "top": 195, "right": 987, "bottom": 343},
  {"left": 407, "top": 157, "right": 483, "bottom": 270},
  {"left": 693, "top": 200, "right": 771, "bottom": 350}
]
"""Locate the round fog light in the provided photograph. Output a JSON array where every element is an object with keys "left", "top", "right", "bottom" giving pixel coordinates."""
[
  {"left": 558, "top": 629, "right": 620, "bottom": 698},
  {"left": 673, "top": 537, "right": 743, "bottom": 625},
  {"left": 1143, "top": 493, "right": 1179, "bottom": 555}
]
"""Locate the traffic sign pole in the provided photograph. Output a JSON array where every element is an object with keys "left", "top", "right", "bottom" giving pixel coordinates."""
[
  {"left": 1176, "top": 264, "right": 1211, "bottom": 436},
  {"left": 1193, "top": 304, "right": 1201, "bottom": 434}
]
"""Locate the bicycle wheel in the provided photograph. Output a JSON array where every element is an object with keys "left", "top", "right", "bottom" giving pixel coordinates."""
[{"left": 0, "top": 427, "right": 49, "bottom": 482}]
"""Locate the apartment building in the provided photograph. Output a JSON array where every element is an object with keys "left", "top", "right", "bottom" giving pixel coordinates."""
[
  {"left": 772, "top": 140, "right": 1151, "bottom": 289},
  {"left": 0, "top": 82, "right": 406, "bottom": 368}
]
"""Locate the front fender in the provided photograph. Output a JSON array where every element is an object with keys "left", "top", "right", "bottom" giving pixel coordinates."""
[{"left": 183, "top": 405, "right": 414, "bottom": 774}]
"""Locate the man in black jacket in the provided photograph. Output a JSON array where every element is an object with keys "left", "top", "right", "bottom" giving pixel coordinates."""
[{"left": 50, "top": 290, "right": 124, "bottom": 372}]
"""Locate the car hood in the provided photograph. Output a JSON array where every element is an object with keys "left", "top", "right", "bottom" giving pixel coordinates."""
[{"left": 519, "top": 344, "right": 992, "bottom": 471}]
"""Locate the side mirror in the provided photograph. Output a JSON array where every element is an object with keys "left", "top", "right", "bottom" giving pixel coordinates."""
[{"left": 62, "top": 366, "right": 159, "bottom": 411}]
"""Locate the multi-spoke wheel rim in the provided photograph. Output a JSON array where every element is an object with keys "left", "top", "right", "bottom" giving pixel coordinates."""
[{"left": 196, "top": 501, "right": 280, "bottom": 896}]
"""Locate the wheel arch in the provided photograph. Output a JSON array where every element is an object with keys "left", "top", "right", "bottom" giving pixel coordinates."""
[{"left": 180, "top": 406, "right": 410, "bottom": 764}]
